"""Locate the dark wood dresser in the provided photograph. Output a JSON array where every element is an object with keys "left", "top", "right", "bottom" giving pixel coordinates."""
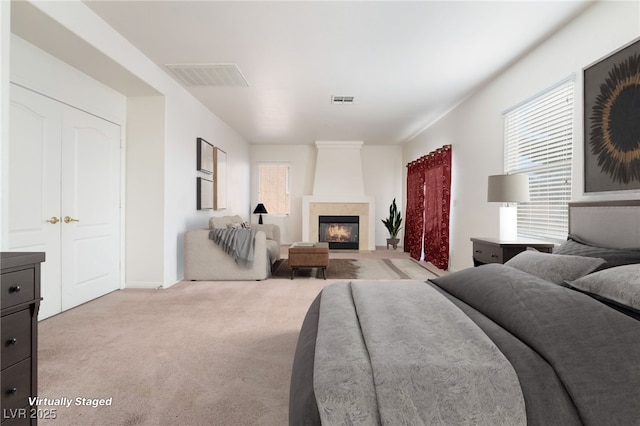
[
  {"left": 1, "top": 252, "right": 45, "bottom": 425},
  {"left": 470, "top": 238, "right": 554, "bottom": 266}
]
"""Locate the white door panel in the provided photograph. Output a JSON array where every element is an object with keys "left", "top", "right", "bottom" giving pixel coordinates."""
[
  {"left": 61, "top": 108, "right": 120, "bottom": 310},
  {"left": 8, "top": 85, "right": 62, "bottom": 319}
]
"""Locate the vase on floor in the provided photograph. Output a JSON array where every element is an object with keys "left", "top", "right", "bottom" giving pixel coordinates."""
[{"left": 386, "top": 238, "right": 400, "bottom": 250}]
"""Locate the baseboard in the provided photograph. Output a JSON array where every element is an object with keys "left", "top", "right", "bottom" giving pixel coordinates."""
[{"left": 125, "top": 281, "right": 164, "bottom": 289}]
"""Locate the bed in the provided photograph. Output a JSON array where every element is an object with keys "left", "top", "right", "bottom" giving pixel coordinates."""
[{"left": 289, "top": 200, "right": 640, "bottom": 425}]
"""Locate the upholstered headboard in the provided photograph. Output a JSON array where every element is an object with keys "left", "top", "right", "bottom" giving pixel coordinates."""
[{"left": 568, "top": 200, "right": 640, "bottom": 249}]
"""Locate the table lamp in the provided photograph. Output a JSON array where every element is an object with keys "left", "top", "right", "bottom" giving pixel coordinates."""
[
  {"left": 253, "top": 203, "right": 268, "bottom": 224},
  {"left": 487, "top": 174, "right": 529, "bottom": 240}
]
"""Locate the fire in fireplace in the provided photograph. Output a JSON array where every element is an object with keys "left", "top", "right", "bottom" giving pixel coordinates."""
[{"left": 319, "top": 215, "right": 359, "bottom": 250}]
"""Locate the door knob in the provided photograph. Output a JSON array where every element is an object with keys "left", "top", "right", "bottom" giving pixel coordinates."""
[
  {"left": 46, "top": 217, "right": 60, "bottom": 224},
  {"left": 64, "top": 216, "right": 80, "bottom": 223}
]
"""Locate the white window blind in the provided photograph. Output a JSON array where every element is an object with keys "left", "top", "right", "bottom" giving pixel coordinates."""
[
  {"left": 258, "top": 163, "right": 290, "bottom": 215},
  {"left": 504, "top": 77, "right": 574, "bottom": 241}
]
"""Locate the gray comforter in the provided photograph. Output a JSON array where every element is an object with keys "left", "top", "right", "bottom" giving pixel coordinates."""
[{"left": 290, "top": 264, "right": 640, "bottom": 426}]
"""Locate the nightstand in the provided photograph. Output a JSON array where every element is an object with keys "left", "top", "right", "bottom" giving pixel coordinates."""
[{"left": 470, "top": 237, "right": 554, "bottom": 266}]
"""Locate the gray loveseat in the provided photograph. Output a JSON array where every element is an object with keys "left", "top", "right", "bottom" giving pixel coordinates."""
[{"left": 184, "top": 215, "right": 281, "bottom": 281}]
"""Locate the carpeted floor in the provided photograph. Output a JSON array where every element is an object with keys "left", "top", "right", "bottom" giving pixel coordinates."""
[
  {"left": 37, "top": 249, "right": 441, "bottom": 425},
  {"left": 38, "top": 279, "right": 330, "bottom": 426}
]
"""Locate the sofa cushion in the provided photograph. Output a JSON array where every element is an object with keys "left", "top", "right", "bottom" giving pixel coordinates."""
[{"left": 209, "top": 215, "right": 243, "bottom": 229}]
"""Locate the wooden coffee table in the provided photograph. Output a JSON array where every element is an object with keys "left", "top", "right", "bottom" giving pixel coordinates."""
[{"left": 288, "top": 242, "right": 330, "bottom": 279}]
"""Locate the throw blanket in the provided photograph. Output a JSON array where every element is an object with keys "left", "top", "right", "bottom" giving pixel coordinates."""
[
  {"left": 209, "top": 228, "right": 257, "bottom": 266},
  {"left": 313, "top": 281, "right": 527, "bottom": 425}
]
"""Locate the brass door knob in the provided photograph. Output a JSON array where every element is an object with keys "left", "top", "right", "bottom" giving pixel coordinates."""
[
  {"left": 46, "top": 217, "right": 60, "bottom": 224},
  {"left": 64, "top": 216, "right": 80, "bottom": 223}
]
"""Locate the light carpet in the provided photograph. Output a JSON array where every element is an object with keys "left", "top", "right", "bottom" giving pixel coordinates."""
[{"left": 38, "top": 279, "right": 330, "bottom": 426}]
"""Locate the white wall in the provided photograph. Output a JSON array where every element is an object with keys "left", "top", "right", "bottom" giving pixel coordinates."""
[
  {"left": 165, "top": 94, "right": 251, "bottom": 283},
  {"left": 0, "top": 1, "right": 12, "bottom": 244},
  {"left": 126, "top": 96, "right": 165, "bottom": 287},
  {"left": 5, "top": 1, "right": 252, "bottom": 288},
  {"left": 403, "top": 0, "right": 640, "bottom": 272},
  {"left": 362, "top": 145, "right": 405, "bottom": 245},
  {"left": 250, "top": 143, "right": 403, "bottom": 246}
]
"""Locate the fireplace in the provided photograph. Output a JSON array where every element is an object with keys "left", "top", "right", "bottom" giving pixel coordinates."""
[{"left": 319, "top": 215, "right": 359, "bottom": 250}]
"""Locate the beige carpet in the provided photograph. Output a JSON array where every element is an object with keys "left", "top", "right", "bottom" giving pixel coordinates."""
[
  {"left": 37, "top": 250, "right": 440, "bottom": 425},
  {"left": 38, "top": 279, "right": 329, "bottom": 425}
]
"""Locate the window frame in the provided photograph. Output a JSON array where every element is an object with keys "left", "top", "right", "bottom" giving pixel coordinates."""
[
  {"left": 256, "top": 162, "right": 291, "bottom": 216},
  {"left": 503, "top": 76, "right": 575, "bottom": 242}
]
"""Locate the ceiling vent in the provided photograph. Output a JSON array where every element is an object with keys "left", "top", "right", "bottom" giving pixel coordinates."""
[
  {"left": 331, "top": 96, "right": 355, "bottom": 104},
  {"left": 165, "top": 63, "right": 249, "bottom": 87}
]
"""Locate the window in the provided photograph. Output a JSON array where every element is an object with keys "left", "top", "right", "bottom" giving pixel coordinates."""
[
  {"left": 257, "top": 163, "right": 290, "bottom": 215},
  {"left": 503, "top": 77, "right": 574, "bottom": 241}
]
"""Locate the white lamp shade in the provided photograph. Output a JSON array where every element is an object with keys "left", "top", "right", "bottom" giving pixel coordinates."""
[{"left": 487, "top": 174, "right": 530, "bottom": 203}]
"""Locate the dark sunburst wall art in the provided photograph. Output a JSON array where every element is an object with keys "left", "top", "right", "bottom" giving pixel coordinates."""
[{"left": 584, "top": 37, "right": 640, "bottom": 193}]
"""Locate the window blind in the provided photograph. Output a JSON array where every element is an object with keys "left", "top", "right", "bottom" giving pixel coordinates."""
[
  {"left": 258, "top": 163, "right": 291, "bottom": 215},
  {"left": 503, "top": 78, "right": 574, "bottom": 241}
]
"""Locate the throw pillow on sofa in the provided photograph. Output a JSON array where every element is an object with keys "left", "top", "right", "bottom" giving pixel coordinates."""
[{"left": 209, "top": 215, "right": 243, "bottom": 229}]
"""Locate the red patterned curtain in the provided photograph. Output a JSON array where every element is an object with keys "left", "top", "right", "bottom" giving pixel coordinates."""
[
  {"left": 404, "top": 158, "right": 426, "bottom": 260},
  {"left": 423, "top": 146, "right": 452, "bottom": 270},
  {"left": 405, "top": 145, "right": 452, "bottom": 269}
]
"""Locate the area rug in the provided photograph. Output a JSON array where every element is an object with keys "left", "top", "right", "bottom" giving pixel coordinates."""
[{"left": 271, "top": 258, "right": 438, "bottom": 280}]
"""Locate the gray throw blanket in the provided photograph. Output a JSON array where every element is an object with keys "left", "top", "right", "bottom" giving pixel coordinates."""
[
  {"left": 313, "top": 281, "right": 526, "bottom": 425},
  {"left": 208, "top": 228, "right": 257, "bottom": 266}
]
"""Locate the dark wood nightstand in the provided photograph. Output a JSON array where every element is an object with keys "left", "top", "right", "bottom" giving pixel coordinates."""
[{"left": 470, "top": 237, "right": 555, "bottom": 266}]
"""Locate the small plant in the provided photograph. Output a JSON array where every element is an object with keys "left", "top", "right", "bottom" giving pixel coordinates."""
[{"left": 381, "top": 198, "right": 403, "bottom": 238}]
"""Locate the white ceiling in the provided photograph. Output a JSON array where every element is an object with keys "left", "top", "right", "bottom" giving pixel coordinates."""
[{"left": 25, "top": 1, "right": 595, "bottom": 145}]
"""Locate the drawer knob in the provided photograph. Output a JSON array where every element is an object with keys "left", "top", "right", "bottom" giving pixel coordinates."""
[
  {"left": 9, "top": 285, "right": 21, "bottom": 293},
  {"left": 491, "top": 254, "right": 499, "bottom": 259},
  {"left": 8, "top": 388, "right": 17, "bottom": 396},
  {"left": 7, "top": 338, "right": 17, "bottom": 345},
  {"left": 474, "top": 250, "right": 481, "bottom": 253}
]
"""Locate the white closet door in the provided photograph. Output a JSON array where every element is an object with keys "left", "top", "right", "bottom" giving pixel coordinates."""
[
  {"left": 8, "top": 84, "right": 121, "bottom": 318},
  {"left": 8, "top": 84, "right": 63, "bottom": 319},
  {"left": 60, "top": 106, "right": 121, "bottom": 311}
]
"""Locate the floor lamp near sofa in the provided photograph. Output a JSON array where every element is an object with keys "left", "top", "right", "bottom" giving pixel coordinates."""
[{"left": 487, "top": 174, "right": 529, "bottom": 241}]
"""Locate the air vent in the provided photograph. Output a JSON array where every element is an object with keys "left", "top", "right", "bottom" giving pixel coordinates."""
[
  {"left": 165, "top": 63, "right": 249, "bottom": 87},
  {"left": 331, "top": 96, "right": 355, "bottom": 104}
]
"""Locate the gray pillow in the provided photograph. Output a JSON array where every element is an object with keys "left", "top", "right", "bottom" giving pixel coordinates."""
[
  {"left": 553, "top": 236, "right": 640, "bottom": 269},
  {"left": 566, "top": 264, "right": 640, "bottom": 313},
  {"left": 504, "top": 250, "right": 606, "bottom": 285}
]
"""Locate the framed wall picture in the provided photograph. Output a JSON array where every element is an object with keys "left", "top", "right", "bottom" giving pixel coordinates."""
[
  {"left": 197, "top": 137, "right": 214, "bottom": 174},
  {"left": 214, "top": 147, "right": 227, "bottom": 210},
  {"left": 584, "top": 37, "right": 640, "bottom": 193},
  {"left": 197, "top": 177, "right": 214, "bottom": 210}
]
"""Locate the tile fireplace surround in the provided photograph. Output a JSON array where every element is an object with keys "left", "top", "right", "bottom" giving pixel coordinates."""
[{"left": 302, "top": 196, "right": 376, "bottom": 251}]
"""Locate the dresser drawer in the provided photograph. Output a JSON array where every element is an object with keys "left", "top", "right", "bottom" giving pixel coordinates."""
[
  {"left": 1, "top": 309, "right": 32, "bottom": 370},
  {"left": 1, "top": 358, "right": 32, "bottom": 413},
  {"left": 473, "top": 242, "right": 503, "bottom": 264},
  {"left": 1, "top": 270, "right": 35, "bottom": 310}
]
